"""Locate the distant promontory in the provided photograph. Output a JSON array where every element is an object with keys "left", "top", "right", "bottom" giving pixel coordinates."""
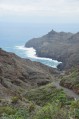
[{"left": 25, "top": 30, "right": 79, "bottom": 70}]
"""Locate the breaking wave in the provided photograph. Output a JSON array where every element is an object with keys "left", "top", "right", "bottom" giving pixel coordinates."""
[{"left": 15, "top": 45, "right": 61, "bottom": 68}]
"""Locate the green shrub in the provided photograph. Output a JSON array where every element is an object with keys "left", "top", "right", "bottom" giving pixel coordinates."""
[
  {"left": 71, "top": 100, "right": 79, "bottom": 108},
  {"left": 1, "top": 109, "right": 29, "bottom": 119},
  {"left": 34, "top": 103, "right": 69, "bottom": 119},
  {"left": 25, "top": 83, "right": 67, "bottom": 106},
  {"left": 0, "top": 106, "right": 16, "bottom": 116},
  {"left": 11, "top": 96, "right": 19, "bottom": 104},
  {"left": 28, "top": 102, "right": 35, "bottom": 112}
]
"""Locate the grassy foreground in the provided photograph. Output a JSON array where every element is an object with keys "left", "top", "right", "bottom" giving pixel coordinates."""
[{"left": 0, "top": 83, "right": 79, "bottom": 119}]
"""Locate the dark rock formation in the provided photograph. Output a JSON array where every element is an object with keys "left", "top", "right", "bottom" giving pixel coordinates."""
[
  {"left": 0, "top": 49, "right": 59, "bottom": 98},
  {"left": 25, "top": 30, "right": 79, "bottom": 70}
]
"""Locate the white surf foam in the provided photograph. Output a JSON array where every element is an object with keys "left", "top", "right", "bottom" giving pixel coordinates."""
[{"left": 15, "top": 45, "right": 62, "bottom": 68}]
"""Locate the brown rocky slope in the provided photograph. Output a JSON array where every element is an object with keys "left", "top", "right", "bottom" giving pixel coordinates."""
[{"left": 0, "top": 48, "right": 59, "bottom": 98}]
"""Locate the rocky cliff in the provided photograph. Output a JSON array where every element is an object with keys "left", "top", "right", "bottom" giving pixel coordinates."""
[{"left": 25, "top": 30, "right": 79, "bottom": 70}]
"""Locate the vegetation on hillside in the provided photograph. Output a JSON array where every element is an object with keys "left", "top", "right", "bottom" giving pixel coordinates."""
[
  {"left": 0, "top": 83, "right": 79, "bottom": 119},
  {"left": 60, "top": 66, "right": 79, "bottom": 94}
]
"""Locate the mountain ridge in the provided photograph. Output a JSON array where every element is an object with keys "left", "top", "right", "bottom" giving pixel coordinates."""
[{"left": 25, "top": 30, "right": 79, "bottom": 70}]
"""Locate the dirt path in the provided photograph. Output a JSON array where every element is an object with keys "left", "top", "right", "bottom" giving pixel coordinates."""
[{"left": 53, "top": 81, "right": 79, "bottom": 100}]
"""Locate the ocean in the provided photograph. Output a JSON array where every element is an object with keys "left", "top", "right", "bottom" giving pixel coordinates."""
[
  {"left": 0, "top": 41, "right": 61, "bottom": 68},
  {"left": 0, "top": 22, "right": 61, "bottom": 68}
]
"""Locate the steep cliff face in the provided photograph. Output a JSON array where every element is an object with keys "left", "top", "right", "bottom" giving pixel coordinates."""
[
  {"left": 0, "top": 48, "right": 58, "bottom": 98},
  {"left": 25, "top": 30, "right": 79, "bottom": 70}
]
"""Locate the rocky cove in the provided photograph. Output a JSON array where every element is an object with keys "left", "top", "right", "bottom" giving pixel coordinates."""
[
  {"left": 15, "top": 45, "right": 62, "bottom": 68},
  {"left": 25, "top": 30, "right": 79, "bottom": 70},
  {"left": 0, "top": 47, "right": 79, "bottom": 118},
  {"left": 0, "top": 30, "right": 79, "bottom": 118},
  {"left": 25, "top": 29, "right": 79, "bottom": 98}
]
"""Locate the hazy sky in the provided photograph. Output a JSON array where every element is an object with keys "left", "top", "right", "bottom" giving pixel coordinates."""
[{"left": 0, "top": 0, "right": 79, "bottom": 23}]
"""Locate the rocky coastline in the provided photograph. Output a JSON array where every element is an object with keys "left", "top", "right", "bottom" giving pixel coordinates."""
[{"left": 25, "top": 30, "right": 79, "bottom": 70}]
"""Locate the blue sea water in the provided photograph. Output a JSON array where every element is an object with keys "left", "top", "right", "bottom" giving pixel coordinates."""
[
  {"left": 0, "top": 22, "right": 62, "bottom": 68},
  {"left": 0, "top": 41, "right": 61, "bottom": 68}
]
